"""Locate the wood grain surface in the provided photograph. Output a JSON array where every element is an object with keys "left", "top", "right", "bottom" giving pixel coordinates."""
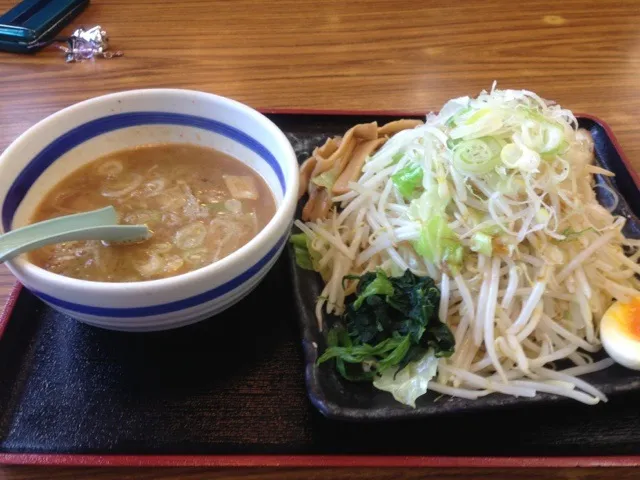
[{"left": 1, "top": 0, "right": 639, "bottom": 478}]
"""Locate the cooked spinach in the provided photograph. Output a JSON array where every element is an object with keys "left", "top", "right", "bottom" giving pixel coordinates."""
[{"left": 317, "top": 269, "right": 455, "bottom": 381}]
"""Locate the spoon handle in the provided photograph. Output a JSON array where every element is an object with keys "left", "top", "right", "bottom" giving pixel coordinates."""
[
  {"left": 0, "top": 207, "right": 148, "bottom": 263},
  {"left": 2, "top": 207, "right": 118, "bottom": 242}
]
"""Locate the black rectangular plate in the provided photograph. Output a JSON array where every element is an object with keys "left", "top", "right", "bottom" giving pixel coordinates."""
[
  {"left": 0, "top": 114, "right": 640, "bottom": 458},
  {"left": 285, "top": 114, "right": 640, "bottom": 420}
]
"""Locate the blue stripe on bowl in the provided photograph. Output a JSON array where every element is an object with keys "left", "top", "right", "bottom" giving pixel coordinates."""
[
  {"left": 2, "top": 112, "right": 286, "bottom": 231},
  {"left": 32, "top": 232, "right": 288, "bottom": 318}
]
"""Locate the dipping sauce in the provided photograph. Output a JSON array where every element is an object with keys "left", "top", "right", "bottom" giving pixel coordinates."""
[{"left": 29, "top": 144, "right": 276, "bottom": 282}]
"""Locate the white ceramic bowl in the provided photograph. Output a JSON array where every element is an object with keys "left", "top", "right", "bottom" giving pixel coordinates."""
[{"left": 0, "top": 89, "right": 298, "bottom": 331}]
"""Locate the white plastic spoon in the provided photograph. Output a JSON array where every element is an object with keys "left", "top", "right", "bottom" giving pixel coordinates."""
[{"left": 0, "top": 206, "right": 150, "bottom": 263}]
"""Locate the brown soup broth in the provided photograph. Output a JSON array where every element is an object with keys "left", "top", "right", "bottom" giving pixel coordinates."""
[{"left": 29, "top": 144, "right": 276, "bottom": 282}]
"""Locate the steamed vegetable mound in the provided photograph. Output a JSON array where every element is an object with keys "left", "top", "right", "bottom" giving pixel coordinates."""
[{"left": 294, "top": 85, "right": 640, "bottom": 407}]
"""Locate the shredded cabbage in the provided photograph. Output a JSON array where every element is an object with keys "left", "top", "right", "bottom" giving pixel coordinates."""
[
  {"left": 391, "top": 162, "right": 423, "bottom": 198},
  {"left": 470, "top": 232, "right": 493, "bottom": 256},
  {"left": 412, "top": 215, "right": 463, "bottom": 268},
  {"left": 373, "top": 350, "right": 439, "bottom": 408}
]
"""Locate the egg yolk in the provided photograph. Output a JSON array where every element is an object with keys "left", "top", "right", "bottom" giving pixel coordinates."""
[{"left": 610, "top": 297, "right": 640, "bottom": 341}]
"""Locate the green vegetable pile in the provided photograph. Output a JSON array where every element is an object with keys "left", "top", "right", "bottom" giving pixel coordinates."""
[{"left": 317, "top": 269, "right": 455, "bottom": 382}]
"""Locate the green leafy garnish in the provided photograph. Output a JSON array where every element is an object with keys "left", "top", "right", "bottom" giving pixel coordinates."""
[
  {"left": 317, "top": 270, "right": 455, "bottom": 383},
  {"left": 319, "top": 331, "right": 411, "bottom": 380},
  {"left": 391, "top": 162, "right": 423, "bottom": 199},
  {"left": 353, "top": 270, "right": 394, "bottom": 310}
]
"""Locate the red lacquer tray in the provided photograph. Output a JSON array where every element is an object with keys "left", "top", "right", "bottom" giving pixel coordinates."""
[{"left": 0, "top": 112, "right": 638, "bottom": 468}]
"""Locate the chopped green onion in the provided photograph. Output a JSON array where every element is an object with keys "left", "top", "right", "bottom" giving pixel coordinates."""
[
  {"left": 518, "top": 111, "right": 567, "bottom": 154},
  {"left": 542, "top": 140, "right": 570, "bottom": 160},
  {"left": 491, "top": 174, "right": 526, "bottom": 196},
  {"left": 446, "top": 106, "right": 471, "bottom": 127},
  {"left": 452, "top": 137, "right": 502, "bottom": 175},
  {"left": 500, "top": 143, "right": 541, "bottom": 172},
  {"left": 446, "top": 138, "right": 462, "bottom": 150},
  {"left": 540, "top": 124, "right": 565, "bottom": 153},
  {"left": 464, "top": 108, "right": 492, "bottom": 125}
]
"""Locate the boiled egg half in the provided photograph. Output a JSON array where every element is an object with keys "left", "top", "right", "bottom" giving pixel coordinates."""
[{"left": 601, "top": 296, "right": 640, "bottom": 370}]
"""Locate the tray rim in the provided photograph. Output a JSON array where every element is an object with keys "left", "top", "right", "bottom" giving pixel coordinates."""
[
  {"left": 1, "top": 451, "right": 640, "bottom": 468},
  {"left": 0, "top": 110, "right": 638, "bottom": 468}
]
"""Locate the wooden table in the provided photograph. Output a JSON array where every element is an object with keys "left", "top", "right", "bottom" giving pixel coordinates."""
[{"left": 1, "top": 0, "right": 639, "bottom": 478}]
